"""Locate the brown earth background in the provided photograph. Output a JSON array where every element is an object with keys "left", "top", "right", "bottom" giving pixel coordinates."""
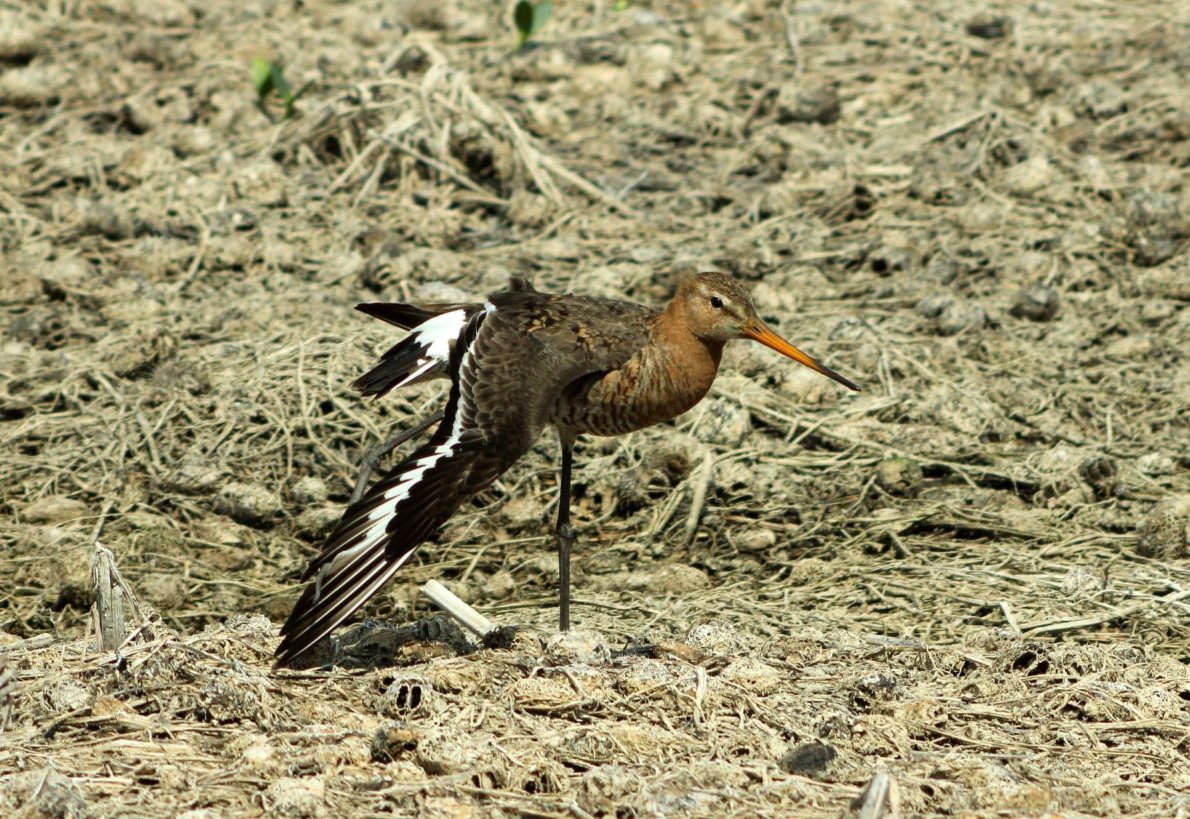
[{"left": 0, "top": 0, "right": 1188, "bottom": 816}]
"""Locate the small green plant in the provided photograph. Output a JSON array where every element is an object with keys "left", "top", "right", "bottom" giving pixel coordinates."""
[
  {"left": 513, "top": 0, "right": 554, "bottom": 49},
  {"left": 613, "top": 0, "right": 631, "bottom": 10},
  {"left": 251, "top": 57, "right": 308, "bottom": 120}
]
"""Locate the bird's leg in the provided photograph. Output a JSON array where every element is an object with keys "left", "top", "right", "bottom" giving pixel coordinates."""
[
  {"left": 349, "top": 409, "right": 444, "bottom": 505},
  {"left": 555, "top": 439, "right": 575, "bottom": 632}
]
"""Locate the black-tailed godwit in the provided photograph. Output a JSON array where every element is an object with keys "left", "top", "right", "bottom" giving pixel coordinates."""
[{"left": 275, "top": 272, "right": 859, "bottom": 663}]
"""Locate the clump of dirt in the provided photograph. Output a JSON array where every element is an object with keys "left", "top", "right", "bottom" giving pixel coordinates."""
[{"left": 1, "top": 0, "right": 1187, "bottom": 816}]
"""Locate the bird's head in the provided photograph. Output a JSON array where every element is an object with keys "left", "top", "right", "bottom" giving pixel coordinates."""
[{"left": 675, "top": 271, "right": 860, "bottom": 392}]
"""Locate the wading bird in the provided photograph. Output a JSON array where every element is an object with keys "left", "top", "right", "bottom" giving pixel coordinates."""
[{"left": 275, "top": 272, "right": 859, "bottom": 663}]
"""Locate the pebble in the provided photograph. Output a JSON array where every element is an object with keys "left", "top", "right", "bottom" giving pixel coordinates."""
[
  {"left": 267, "top": 777, "right": 325, "bottom": 818},
  {"left": 965, "top": 13, "right": 1013, "bottom": 39},
  {"left": 164, "top": 457, "right": 228, "bottom": 494},
  {"left": 777, "top": 86, "right": 841, "bottom": 125},
  {"left": 1010, "top": 283, "right": 1060, "bottom": 322},
  {"left": 695, "top": 398, "right": 752, "bottom": 446},
  {"left": 1003, "top": 156, "right": 1056, "bottom": 196},
  {"left": 1138, "top": 300, "right": 1176, "bottom": 324},
  {"left": 1137, "top": 496, "right": 1189, "bottom": 560},
  {"left": 544, "top": 629, "right": 610, "bottom": 666},
  {"left": 290, "top": 476, "right": 329, "bottom": 506},
  {"left": 779, "top": 741, "right": 839, "bottom": 777},
  {"left": 0, "top": 65, "right": 64, "bottom": 107},
  {"left": 917, "top": 295, "right": 987, "bottom": 336},
  {"left": 868, "top": 243, "right": 915, "bottom": 276},
  {"left": 216, "top": 482, "right": 282, "bottom": 527},
  {"left": 44, "top": 680, "right": 91, "bottom": 714},
  {"left": 876, "top": 455, "right": 923, "bottom": 495},
  {"left": 415, "top": 280, "right": 473, "bottom": 304},
  {"left": 5, "top": 771, "right": 89, "bottom": 818},
  {"left": 735, "top": 528, "right": 776, "bottom": 553}
]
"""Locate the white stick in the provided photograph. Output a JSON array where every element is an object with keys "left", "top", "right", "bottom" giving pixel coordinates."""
[{"left": 420, "top": 580, "right": 495, "bottom": 638}]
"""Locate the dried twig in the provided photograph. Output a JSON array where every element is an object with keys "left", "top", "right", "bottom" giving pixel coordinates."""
[{"left": 420, "top": 580, "right": 495, "bottom": 638}]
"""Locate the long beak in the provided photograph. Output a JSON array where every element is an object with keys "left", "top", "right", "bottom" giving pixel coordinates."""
[{"left": 743, "top": 322, "right": 861, "bottom": 392}]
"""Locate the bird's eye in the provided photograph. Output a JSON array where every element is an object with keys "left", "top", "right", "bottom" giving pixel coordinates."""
[{"left": 710, "top": 296, "right": 724, "bottom": 309}]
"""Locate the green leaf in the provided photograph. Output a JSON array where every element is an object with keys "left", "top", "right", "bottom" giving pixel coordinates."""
[
  {"left": 251, "top": 57, "right": 275, "bottom": 99},
  {"left": 513, "top": 1, "right": 553, "bottom": 48},
  {"left": 268, "top": 64, "right": 293, "bottom": 104}
]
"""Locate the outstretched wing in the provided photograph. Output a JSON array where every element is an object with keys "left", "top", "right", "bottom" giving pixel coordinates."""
[
  {"left": 276, "top": 307, "right": 507, "bottom": 663},
  {"left": 276, "top": 287, "right": 656, "bottom": 664}
]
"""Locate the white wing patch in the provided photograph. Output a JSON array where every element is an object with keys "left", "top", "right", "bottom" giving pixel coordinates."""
[
  {"left": 388, "top": 308, "right": 468, "bottom": 391},
  {"left": 311, "top": 303, "right": 493, "bottom": 604}
]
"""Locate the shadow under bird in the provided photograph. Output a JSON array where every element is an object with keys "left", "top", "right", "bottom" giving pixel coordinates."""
[{"left": 275, "top": 272, "right": 860, "bottom": 664}]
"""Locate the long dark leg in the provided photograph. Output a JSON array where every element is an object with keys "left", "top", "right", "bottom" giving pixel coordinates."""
[
  {"left": 349, "top": 409, "right": 444, "bottom": 504},
  {"left": 556, "top": 440, "right": 575, "bottom": 632}
]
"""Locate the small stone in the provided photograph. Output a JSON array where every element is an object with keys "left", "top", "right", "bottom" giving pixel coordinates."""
[
  {"left": 1136, "top": 453, "right": 1176, "bottom": 477},
  {"left": 777, "top": 86, "right": 841, "bottom": 125},
  {"left": 1003, "top": 156, "right": 1056, "bottom": 196},
  {"left": 736, "top": 528, "right": 777, "bottom": 553},
  {"left": 225, "top": 613, "right": 275, "bottom": 640},
  {"left": 1137, "top": 496, "right": 1189, "bottom": 560},
  {"left": 683, "top": 621, "right": 745, "bottom": 654},
  {"left": 923, "top": 298, "right": 987, "bottom": 335},
  {"left": 44, "top": 680, "right": 91, "bottom": 714},
  {"left": 164, "top": 457, "right": 229, "bottom": 494},
  {"left": 0, "top": 272, "right": 43, "bottom": 305},
  {"left": 415, "top": 727, "right": 486, "bottom": 775},
  {"left": 1010, "top": 284, "right": 1060, "bottom": 322},
  {"left": 779, "top": 741, "right": 838, "bottom": 777},
  {"left": 290, "top": 476, "right": 329, "bottom": 506},
  {"left": 966, "top": 13, "right": 1013, "bottom": 39},
  {"left": 696, "top": 398, "right": 751, "bottom": 446},
  {"left": 0, "top": 65, "right": 64, "bottom": 106},
  {"left": 876, "top": 456, "right": 923, "bottom": 496},
  {"left": 544, "top": 629, "right": 610, "bottom": 666},
  {"left": 588, "top": 564, "right": 710, "bottom": 595},
  {"left": 509, "top": 675, "right": 585, "bottom": 714},
  {"left": 719, "top": 657, "right": 784, "bottom": 695},
  {"left": 628, "top": 43, "right": 676, "bottom": 91},
  {"left": 959, "top": 201, "right": 1004, "bottom": 233},
  {"left": 501, "top": 495, "right": 543, "bottom": 527},
  {"left": 1138, "top": 300, "right": 1176, "bottom": 324},
  {"left": 295, "top": 504, "right": 341, "bottom": 538},
  {"left": 267, "top": 777, "right": 325, "bottom": 818},
  {"left": 0, "top": 13, "right": 44, "bottom": 63},
  {"left": 480, "top": 570, "right": 516, "bottom": 600},
  {"left": 241, "top": 740, "right": 276, "bottom": 770},
  {"left": 6, "top": 771, "right": 88, "bottom": 819},
  {"left": 1073, "top": 79, "right": 1127, "bottom": 120},
  {"left": 916, "top": 293, "right": 950, "bottom": 319},
  {"left": 22, "top": 495, "right": 87, "bottom": 525},
  {"left": 414, "top": 280, "right": 473, "bottom": 304},
  {"left": 216, "top": 482, "right": 282, "bottom": 527}
]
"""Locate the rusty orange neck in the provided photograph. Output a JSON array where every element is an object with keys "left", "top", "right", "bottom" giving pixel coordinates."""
[{"left": 651, "top": 302, "right": 724, "bottom": 400}]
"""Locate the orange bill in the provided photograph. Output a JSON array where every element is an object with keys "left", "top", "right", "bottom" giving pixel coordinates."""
[{"left": 744, "top": 323, "right": 861, "bottom": 392}]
